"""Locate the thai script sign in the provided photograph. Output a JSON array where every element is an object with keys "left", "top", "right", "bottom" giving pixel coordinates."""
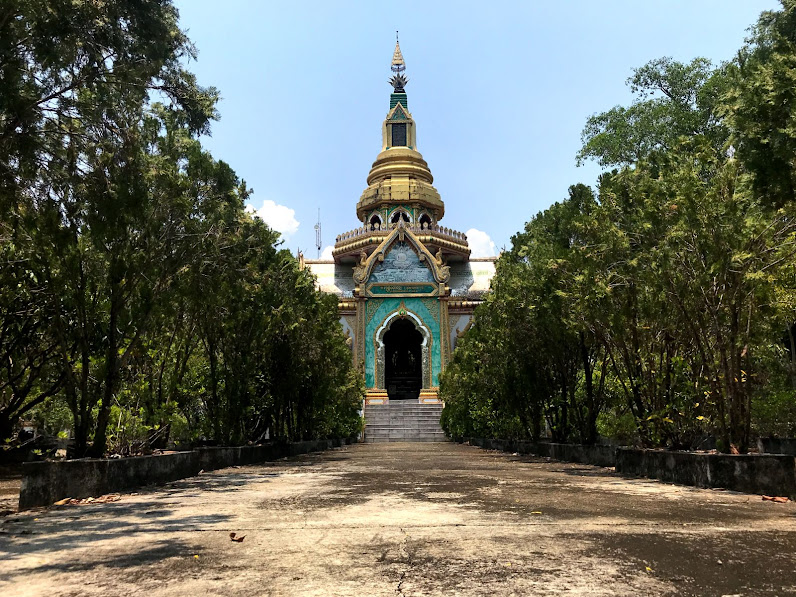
[{"left": 367, "top": 283, "right": 437, "bottom": 297}]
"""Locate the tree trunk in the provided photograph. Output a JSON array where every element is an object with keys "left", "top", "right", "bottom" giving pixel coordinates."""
[
  {"left": 89, "top": 273, "right": 121, "bottom": 458},
  {"left": 788, "top": 324, "right": 796, "bottom": 390},
  {"left": 580, "top": 332, "right": 598, "bottom": 445}
]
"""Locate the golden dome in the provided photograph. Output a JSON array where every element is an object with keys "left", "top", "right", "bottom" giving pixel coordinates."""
[
  {"left": 356, "top": 147, "right": 444, "bottom": 221},
  {"left": 366, "top": 147, "right": 433, "bottom": 185}
]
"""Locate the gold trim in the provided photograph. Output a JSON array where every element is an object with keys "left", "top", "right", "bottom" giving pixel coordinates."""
[
  {"left": 419, "top": 388, "right": 441, "bottom": 404},
  {"left": 365, "top": 389, "right": 389, "bottom": 405},
  {"left": 356, "top": 297, "right": 367, "bottom": 369},
  {"left": 447, "top": 299, "right": 482, "bottom": 311},
  {"left": 440, "top": 297, "right": 451, "bottom": 366},
  {"left": 338, "top": 300, "right": 357, "bottom": 312}
]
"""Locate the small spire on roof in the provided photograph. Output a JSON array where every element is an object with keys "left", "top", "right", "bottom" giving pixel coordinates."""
[
  {"left": 391, "top": 32, "right": 405, "bottom": 73},
  {"left": 389, "top": 33, "right": 408, "bottom": 92}
]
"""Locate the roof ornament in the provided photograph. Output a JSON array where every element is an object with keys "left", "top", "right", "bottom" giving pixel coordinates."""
[{"left": 389, "top": 32, "right": 408, "bottom": 93}]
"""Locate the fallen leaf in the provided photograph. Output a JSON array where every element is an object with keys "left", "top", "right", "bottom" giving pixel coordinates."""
[
  {"left": 645, "top": 566, "right": 653, "bottom": 573},
  {"left": 193, "top": 555, "right": 199, "bottom": 559},
  {"left": 762, "top": 495, "right": 789, "bottom": 503},
  {"left": 53, "top": 498, "right": 72, "bottom": 506},
  {"left": 531, "top": 511, "right": 542, "bottom": 515}
]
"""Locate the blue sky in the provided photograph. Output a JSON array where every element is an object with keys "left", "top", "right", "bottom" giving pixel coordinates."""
[{"left": 174, "top": 0, "right": 779, "bottom": 258}]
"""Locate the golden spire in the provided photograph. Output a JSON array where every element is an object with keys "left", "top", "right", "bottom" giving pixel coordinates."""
[
  {"left": 391, "top": 33, "right": 405, "bottom": 72},
  {"left": 390, "top": 33, "right": 408, "bottom": 92}
]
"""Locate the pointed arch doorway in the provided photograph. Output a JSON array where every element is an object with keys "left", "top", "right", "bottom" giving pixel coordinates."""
[{"left": 384, "top": 318, "right": 423, "bottom": 400}]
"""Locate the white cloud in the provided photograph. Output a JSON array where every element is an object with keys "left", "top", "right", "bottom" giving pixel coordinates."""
[
  {"left": 246, "top": 199, "right": 299, "bottom": 238},
  {"left": 466, "top": 228, "right": 497, "bottom": 258},
  {"left": 320, "top": 245, "right": 334, "bottom": 260}
]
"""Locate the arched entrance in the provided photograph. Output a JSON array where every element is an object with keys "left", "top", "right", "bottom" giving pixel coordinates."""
[
  {"left": 384, "top": 319, "right": 423, "bottom": 400},
  {"left": 374, "top": 309, "right": 432, "bottom": 400}
]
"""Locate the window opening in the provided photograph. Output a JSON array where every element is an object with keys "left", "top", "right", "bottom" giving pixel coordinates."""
[
  {"left": 391, "top": 211, "right": 410, "bottom": 224},
  {"left": 391, "top": 123, "right": 407, "bottom": 147}
]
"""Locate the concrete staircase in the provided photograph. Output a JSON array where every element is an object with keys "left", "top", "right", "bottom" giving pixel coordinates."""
[{"left": 363, "top": 402, "right": 446, "bottom": 442}]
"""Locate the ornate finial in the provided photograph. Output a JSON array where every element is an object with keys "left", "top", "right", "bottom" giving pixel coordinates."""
[{"left": 389, "top": 34, "right": 408, "bottom": 92}]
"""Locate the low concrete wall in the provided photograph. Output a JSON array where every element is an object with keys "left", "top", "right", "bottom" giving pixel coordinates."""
[
  {"left": 616, "top": 448, "right": 796, "bottom": 498},
  {"left": 758, "top": 437, "right": 796, "bottom": 456},
  {"left": 195, "top": 444, "right": 283, "bottom": 471},
  {"left": 466, "top": 438, "right": 796, "bottom": 498},
  {"left": 19, "top": 451, "right": 199, "bottom": 510},
  {"left": 466, "top": 438, "right": 616, "bottom": 468},
  {"left": 20, "top": 438, "right": 351, "bottom": 510}
]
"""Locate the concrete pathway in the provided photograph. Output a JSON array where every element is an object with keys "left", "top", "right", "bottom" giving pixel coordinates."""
[{"left": 1, "top": 442, "right": 794, "bottom": 596}]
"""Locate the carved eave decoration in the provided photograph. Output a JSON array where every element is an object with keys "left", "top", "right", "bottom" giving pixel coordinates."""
[
  {"left": 387, "top": 103, "right": 411, "bottom": 121},
  {"left": 352, "top": 221, "right": 451, "bottom": 287}
]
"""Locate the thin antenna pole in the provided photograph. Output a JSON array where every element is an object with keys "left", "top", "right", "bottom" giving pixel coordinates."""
[{"left": 314, "top": 208, "right": 322, "bottom": 259}]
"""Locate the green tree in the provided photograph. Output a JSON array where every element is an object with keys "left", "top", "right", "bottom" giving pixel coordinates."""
[
  {"left": 442, "top": 185, "right": 610, "bottom": 445},
  {"left": 578, "top": 57, "right": 729, "bottom": 167},
  {"left": 0, "top": 232, "right": 64, "bottom": 439},
  {"left": 1, "top": 1, "right": 218, "bottom": 454},
  {"left": 725, "top": 0, "right": 796, "bottom": 208}
]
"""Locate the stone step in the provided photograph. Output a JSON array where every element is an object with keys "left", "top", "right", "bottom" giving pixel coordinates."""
[
  {"left": 367, "top": 422, "right": 442, "bottom": 426},
  {"left": 364, "top": 436, "right": 446, "bottom": 442},
  {"left": 364, "top": 413, "right": 443, "bottom": 420},
  {"left": 365, "top": 425, "right": 444, "bottom": 435},
  {"left": 365, "top": 417, "right": 439, "bottom": 425},
  {"left": 364, "top": 408, "right": 443, "bottom": 413},
  {"left": 365, "top": 412, "right": 443, "bottom": 416},
  {"left": 366, "top": 434, "right": 444, "bottom": 440},
  {"left": 364, "top": 410, "right": 441, "bottom": 414},
  {"left": 366, "top": 416, "right": 441, "bottom": 421},
  {"left": 365, "top": 407, "right": 442, "bottom": 415},
  {"left": 364, "top": 430, "right": 446, "bottom": 438},
  {"left": 364, "top": 409, "right": 441, "bottom": 414},
  {"left": 366, "top": 424, "right": 443, "bottom": 428},
  {"left": 365, "top": 436, "right": 445, "bottom": 442},
  {"left": 365, "top": 415, "right": 442, "bottom": 420},
  {"left": 365, "top": 403, "right": 442, "bottom": 406}
]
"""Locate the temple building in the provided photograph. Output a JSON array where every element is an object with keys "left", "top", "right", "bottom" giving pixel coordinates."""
[{"left": 304, "top": 41, "right": 495, "bottom": 406}]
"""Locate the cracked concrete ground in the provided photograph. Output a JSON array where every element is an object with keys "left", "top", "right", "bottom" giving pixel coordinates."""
[{"left": 1, "top": 442, "right": 795, "bottom": 596}]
